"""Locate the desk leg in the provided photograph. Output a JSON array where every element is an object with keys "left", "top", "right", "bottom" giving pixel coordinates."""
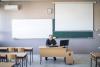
[
  {"left": 22, "top": 58, "right": 24, "bottom": 67},
  {"left": 95, "top": 58, "right": 97, "bottom": 67},
  {"left": 24, "top": 57, "right": 25, "bottom": 66},
  {"left": 40, "top": 57, "right": 42, "bottom": 64},
  {"left": 32, "top": 49, "right": 33, "bottom": 62},
  {"left": 64, "top": 57, "right": 66, "bottom": 64},
  {"left": 15, "top": 58, "right": 18, "bottom": 67},
  {"left": 26, "top": 55, "right": 28, "bottom": 67},
  {"left": 90, "top": 58, "right": 92, "bottom": 67},
  {"left": 30, "top": 51, "right": 31, "bottom": 65}
]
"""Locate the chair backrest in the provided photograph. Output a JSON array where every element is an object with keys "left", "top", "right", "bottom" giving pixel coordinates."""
[
  {"left": 17, "top": 48, "right": 25, "bottom": 52},
  {"left": 0, "top": 54, "right": 7, "bottom": 62},
  {"left": 0, "top": 54, "right": 6, "bottom": 58},
  {"left": 7, "top": 48, "right": 15, "bottom": 52},
  {"left": 6, "top": 54, "right": 16, "bottom": 62},
  {"left": 60, "top": 40, "right": 69, "bottom": 47}
]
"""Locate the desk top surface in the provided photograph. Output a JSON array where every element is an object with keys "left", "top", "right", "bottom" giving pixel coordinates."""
[
  {"left": 0, "top": 62, "right": 15, "bottom": 67},
  {"left": 0, "top": 52, "right": 27, "bottom": 57},
  {"left": 0, "top": 47, "right": 7, "bottom": 49},
  {"left": 91, "top": 52, "right": 100, "bottom": 58},
  {"left": 39, "top": 46, "right": 67, "bottom": 48},
  {"left": 39, "top": 46, "right": 71, "bottom": 51},
  {"left": 0, "top": 47, "right": 33, "bottom": 49}
]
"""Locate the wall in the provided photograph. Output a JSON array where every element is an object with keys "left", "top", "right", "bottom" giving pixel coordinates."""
[{"left": 0, "top": 0, "right": 100, "bottom": 54}]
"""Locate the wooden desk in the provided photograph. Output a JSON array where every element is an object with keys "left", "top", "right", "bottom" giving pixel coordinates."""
[
  {"left": 23, "top": 47, "right": 33, "bottom": 65},
  {"left": 0, "top": 47, "right": 7, "bottom": 52},
  {"left": 0, "top": 47, "right": 33, "bottom": 65},
  {"left": 40, "top": 46, "right": 66, "bottom": 57},
  {"left": 39, "top": 46, "right": 74, "bottom": 64},
  {"left": 0, "top": 62, "right": 15, "bottom": 67},
  {"left": 16, "top": 52, "right": 28, "bottom": 67},
  {"left": 90, "top": 52, "right": 100, "bottom": 67},
  {"left": 14, "top": 47, "right": 33, "bottom": 65},
  {"left": 0, "top": 52, "right": 27, "bottom": 67}
]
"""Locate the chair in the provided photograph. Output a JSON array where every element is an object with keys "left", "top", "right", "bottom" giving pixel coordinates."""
[
  {"left": 7, "top": 47, "right": 15, "bottom": 52},
  {"left": 65, "top": 51, "right": 74, "bottom": 64},
  {"left": 6, "top": 54, "right": 21, "bottom": 67},
  {"left": 7, "top": 54, "right": 16, "bottom": 62},
  {"left": 90, "top": 52, "right": 100, "bottom": 67},
  {"left": 0, "top": 54, "right": 7, "bottom": 62},
  {"left": 17, "top": 48, "right": 25, "bottom": 52},
  {"left": 60, "top": 40, "right": 69, "bottom": 47},
  {"left": 17, "top": 48, "right": 26, "bottom": 66}
]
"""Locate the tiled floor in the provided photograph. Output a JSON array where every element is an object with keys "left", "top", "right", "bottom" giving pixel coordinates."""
[{"left": 25, "top": 54, "right": 96, "bottom": 67}]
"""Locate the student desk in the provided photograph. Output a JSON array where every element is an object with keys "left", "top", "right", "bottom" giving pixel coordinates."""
[
  {"left": 39, "top": 46, "right": 74, "bottom": 64},
  {"left": 0, "top": 47, "right": 33, "bottom": 65},
  {"left": 0, "top": 47, "right": 7, "bottom": 52},
  {"left": 15, "top": 47, "right": 33, "bottom": 65},
  {"left": 90, "top": 52, "right": 100, "bottom": 67},
  {"left": 0, "top": 52, "right": 27, "bottom": 67},
  {"left": 0, "top": 62, "right": 15, "bottom": 67}
]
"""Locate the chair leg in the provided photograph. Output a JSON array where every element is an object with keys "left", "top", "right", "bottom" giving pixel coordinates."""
[
  {"left": 90, "top": 58, "right": 92, "bottom": 67},
  {"left": 64, "top": 57, "right": 66, "bottom": 64},
  {"left": 95, "top": 58, "right": 97, "bottom": 67}
]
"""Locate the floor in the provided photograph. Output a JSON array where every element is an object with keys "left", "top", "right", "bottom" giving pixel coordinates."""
[{"left": 25, "top": 54, "right": 98, "bottom": 67}]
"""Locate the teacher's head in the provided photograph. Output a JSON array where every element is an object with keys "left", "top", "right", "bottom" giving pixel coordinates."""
[{"left": 49, "top": 35, "right": 53, "bottom": 40}]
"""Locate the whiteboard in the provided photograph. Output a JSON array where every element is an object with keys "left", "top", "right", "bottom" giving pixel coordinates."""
[
  {"left": 55, "top": 2, "right": 93, "bottom": 31},
  {"left": 12, "top": 19, "right": 52, "bottom": 39}
]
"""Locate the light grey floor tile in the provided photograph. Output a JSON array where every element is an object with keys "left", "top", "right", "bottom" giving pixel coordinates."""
[{"left": 25, "top": 54, "right": 96, "bottom": 67}]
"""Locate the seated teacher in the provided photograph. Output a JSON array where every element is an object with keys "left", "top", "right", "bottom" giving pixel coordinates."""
[{"left": 45, "top": 35, "right": 57, "bottom": 61}]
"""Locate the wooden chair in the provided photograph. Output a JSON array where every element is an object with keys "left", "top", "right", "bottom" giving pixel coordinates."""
[
  {"left": 7, "top": 54, "right": 16, "bottom": 62},
  {"left": 17, "top": 48, "right": 25, "bottom": 52},
  {"left": 17, "top": 48, "right": 26, "bottom": 66},
  {"left": 6, "top": 54, "right": 21, "bottom": 67},
  {"left": 90, "top": 52, "right": 100, "bottom": 67},
  {"left": 0, "top": 54, "right": 7, "bottom": 62},
  {"left": 7, "top": 47, "right": 15, "bottom": 52},
  {"left": 65, "top": 51, "right": 74, "bottom": 65}
]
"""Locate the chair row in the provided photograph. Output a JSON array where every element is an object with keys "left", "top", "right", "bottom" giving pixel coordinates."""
[
  {"left": 7, "top": 48, "right": 25, "bottom": 52},
  {"left": 0, "top": 52, "right": 27, "bottom": 67},
  {"left": 0, "top": 47, "right": 33, "bottom": 65}
]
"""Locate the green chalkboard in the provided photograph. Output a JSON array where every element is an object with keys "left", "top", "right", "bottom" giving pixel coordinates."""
[
  {"left": 52, "top": 19, "right": 93, "bottom": 38},
  {"left": 53, "top": 31, "right": 93, "bottom": 38}
]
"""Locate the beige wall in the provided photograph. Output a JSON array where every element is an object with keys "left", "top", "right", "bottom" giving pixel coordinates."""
[
  {"left": 1, "top": 0, "right": 99, "bottom": 30},
  {"left": 1, "top": 1, "right": 53, "bottom": 19},
  {"left": 94, "top": 2, "right": 100, "bottom": 30},
  {"left": 0, "top": 1, "right": 54, "bottom": 32}
]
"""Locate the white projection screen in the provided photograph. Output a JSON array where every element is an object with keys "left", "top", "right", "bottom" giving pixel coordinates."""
[
  {"left": 55, "top": 2, "right": 93, "bottom": 31},
  {"left": 12, "top": 19, "right": 52, "bottom": 39}
]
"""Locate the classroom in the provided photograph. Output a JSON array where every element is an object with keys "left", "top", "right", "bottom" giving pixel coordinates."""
[{"left": 0, "top": 0, "right": 100, "bottom": 67}]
